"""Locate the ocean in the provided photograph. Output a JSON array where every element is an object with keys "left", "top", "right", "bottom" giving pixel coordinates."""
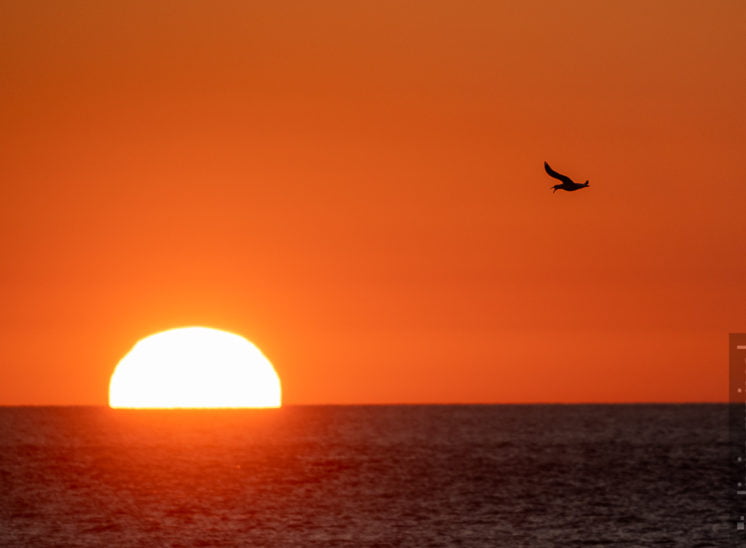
[{"left": 0, "top": 405, "right": 733, "bottom": 546}]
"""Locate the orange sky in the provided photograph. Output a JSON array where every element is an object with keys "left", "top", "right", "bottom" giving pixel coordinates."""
[{"left": 1, "top": 1, "right": 744, "bottom": 405}]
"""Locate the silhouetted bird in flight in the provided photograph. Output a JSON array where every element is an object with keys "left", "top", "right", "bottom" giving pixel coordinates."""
[{"left": 544, "top": 162, "right": 589, "bottom": 193}]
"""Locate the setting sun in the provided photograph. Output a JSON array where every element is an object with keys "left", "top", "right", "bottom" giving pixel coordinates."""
[{"left": 109, "top": 327, "right": 281, "bottom": 408}]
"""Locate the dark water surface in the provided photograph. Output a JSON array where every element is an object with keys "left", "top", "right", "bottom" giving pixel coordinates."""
[{"left": 0, "top": 405, "right": 732, "bottom": 546}]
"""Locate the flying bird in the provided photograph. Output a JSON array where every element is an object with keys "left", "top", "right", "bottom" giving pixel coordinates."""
[{"left": 544, "top": 162, "right": 589, "bottom": 193}]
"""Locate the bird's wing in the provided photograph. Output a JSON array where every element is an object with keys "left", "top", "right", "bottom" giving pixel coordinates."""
[{"left": 544, "top": 162, "right": 575, "bottom": 185}]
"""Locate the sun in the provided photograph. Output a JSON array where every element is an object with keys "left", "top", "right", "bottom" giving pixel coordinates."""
[{"left": 109, "top": 327, "right": 281, "bottom": 408}]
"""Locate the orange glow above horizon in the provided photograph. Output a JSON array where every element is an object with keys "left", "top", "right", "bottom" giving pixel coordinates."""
[
  {"left": 1, "top": 1, "right": 744, "bottom": 405},
  {"left": 109, "top": 327, "right": 281, "bottom": 409}
]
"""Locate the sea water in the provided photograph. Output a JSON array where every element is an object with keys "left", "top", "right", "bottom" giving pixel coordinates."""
[{"left": 0, "top": 405, "right": 732, "bottom": 546}]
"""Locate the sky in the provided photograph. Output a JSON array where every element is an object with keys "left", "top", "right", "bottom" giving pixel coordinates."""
[{"left": 1, "top": 0, "right": 744, "bottom": 405}]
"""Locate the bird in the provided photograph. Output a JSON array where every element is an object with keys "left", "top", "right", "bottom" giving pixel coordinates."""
[{"left": 544, "top": 162, "right": 589, "bottom": 193}]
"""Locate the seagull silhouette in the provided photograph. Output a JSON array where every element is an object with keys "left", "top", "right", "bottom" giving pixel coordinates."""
[{"left": 544, "top": 162, "right": 589, "bottom": 193}]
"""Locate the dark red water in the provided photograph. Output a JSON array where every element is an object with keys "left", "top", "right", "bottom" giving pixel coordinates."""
[{"left": 0, "top": 405, "right": 732, "bottom": 546}]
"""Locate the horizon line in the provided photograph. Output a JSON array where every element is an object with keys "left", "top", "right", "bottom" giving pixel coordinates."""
[{"left": 0, "top": 401, "right": 730, "bottom": 408}]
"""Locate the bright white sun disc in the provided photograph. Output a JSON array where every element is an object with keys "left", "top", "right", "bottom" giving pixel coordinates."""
[{"left": 109, "top": 327, "right": 281, "bottom": 408}]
